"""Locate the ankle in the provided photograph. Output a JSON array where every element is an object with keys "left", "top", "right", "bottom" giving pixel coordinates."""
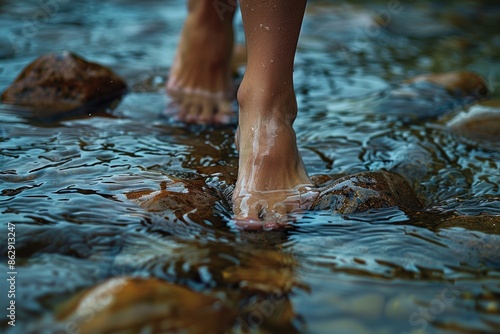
[
  {"left": 237, "top": 79, "right": 298, "bottom": 123},
  {"left": 188, "top": 0, "right": 235, "bottom": 29}
]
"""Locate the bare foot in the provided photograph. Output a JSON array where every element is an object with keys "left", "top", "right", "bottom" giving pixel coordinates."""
[
  {"left": 233, "top": 85, "right": 319, "bottom": 230},
  {"left": 166, "top": 0, "right": 235, "bottom": 124}
]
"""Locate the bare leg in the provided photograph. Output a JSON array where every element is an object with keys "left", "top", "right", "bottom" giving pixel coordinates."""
[
  {"left": 233, "top": 0, "right": 317, "bottom": 229},
  {"left": 166, "top": 0, "right": 235, "bottom": 124}
]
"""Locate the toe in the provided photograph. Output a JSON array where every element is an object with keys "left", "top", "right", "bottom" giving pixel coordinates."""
[
  {"left": 198, "top": 98, "right": 214, "bottom": 124},
  {"left": 233, "top": 195, "right": 261, "bottom": 221},
  {"left": 235, "top": 219, "right": 264, "bottom": 230},
  {"left": 272, "top": 202, "right": 289, "bottom": 216},
  {"left": 185, "top": 98, "right": 202, "bottom": 123},
  {"left": 234, "top": 219, "right": 282, "bottom": 231},
  {"left": 178, "top": 100, "right": 191, "bottom": 121}
]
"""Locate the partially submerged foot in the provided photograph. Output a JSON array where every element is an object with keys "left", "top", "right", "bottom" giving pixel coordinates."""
[
  {"left": 233, "top": 85, "right": 318, "bottom": 230},
  {"left": 166, "top": 0, "right": 235, "bottom": 124}
]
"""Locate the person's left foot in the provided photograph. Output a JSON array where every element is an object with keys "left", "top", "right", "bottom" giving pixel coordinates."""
[{"left": 166, "top": 0, "right": 235, "bottom": 124}]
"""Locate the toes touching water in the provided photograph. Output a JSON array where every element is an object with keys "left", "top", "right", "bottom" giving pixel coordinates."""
[
  {"left": 232, "top": 83, "right": 318, "bottom": 229},
  {"left": 166, "top": 0, "right": 235, "bottom": 124},
  {"left": 166, "top": 0, "right": 312, "bottom": 227}
]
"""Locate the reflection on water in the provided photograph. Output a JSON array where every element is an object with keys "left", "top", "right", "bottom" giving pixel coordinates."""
[{"left": 1, "top": 0, "right": 500, "bottom": 333}]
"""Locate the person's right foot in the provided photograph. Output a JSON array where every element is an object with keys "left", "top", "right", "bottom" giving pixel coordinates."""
[
  {"left": 166, "top": 0, "right": 235, "bottom": 124},
  {"left": 232, "top": 82, "right": 318, "bottom": 230}
]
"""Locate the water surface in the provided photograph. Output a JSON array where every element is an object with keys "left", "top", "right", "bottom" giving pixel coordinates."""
[{"left": 1, "top": 0, "right": 500, "bottom": 333}]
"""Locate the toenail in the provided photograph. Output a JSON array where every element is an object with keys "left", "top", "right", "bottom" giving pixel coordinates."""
[
  {"left": 235, "top": 219, "right": 264, "bottom": 230},
  {"left": 218, "top": 114, "right": 230, "bottom": 124}
]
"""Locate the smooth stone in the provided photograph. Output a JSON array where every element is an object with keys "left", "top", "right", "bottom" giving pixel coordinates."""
[
  {"left": 479, "top": 99, "right": 500, "bottom": 108},
  {"left": 126, "top": 177, "right": 220, "bottom": 222},
  {"left": 127, "top": 171, "right": 423, "bottom": 222},
  {"left": 407, "top": 71, "right": 489, "bottom": 99},
  {"left": 439, "top": 36, "right": 475, "bottom": 52},
  {"left": 237, "top": 295, "right": 297, "bottom": 333},
  {"left": 55, "top": 277, "right": 236, "bottom": 334},
  {"left": 127, "top": 171, "right": 423, "bottom": 223},
  {"left": 304, "top": 3, "right": 376, "bottom": 43},
  {"left": 222, "top": 248, "right": 305, "bottom": 294},
  {"left": 312, "top": 170, "right": 423, "bottom": 214},
  {"left": 125, "top": 172, "right": 500, "bottom": 236},
  {"left": 379, "top": 8, "right": 457, "bottom": 38},
  {"left": 408, "top": 211, "right": 500, "bottom": 235},
  {"left": 376, "top": 71, "right": 488, "bottom": 121},
  {"left": 447, "top": 103, "right": 500, "bottom": 141},
  {"left": 384, "top": 294, "right": 417, "bottom": 319},
  {"left": 1, "top": 51, "right": 127, "bottom": 117}
]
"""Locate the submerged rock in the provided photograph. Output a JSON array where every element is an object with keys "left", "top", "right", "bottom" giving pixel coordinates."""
[
  {"left": 312, "top": 171, "right": 423, "bottom": 214},
  {"left": 1, "top": 52, "right": 127, "bottom": 117},
  {"left": 377, "top": 71, "right": 489, "bottom": 121},
  {"left": 408, "top": 211, "right": 500, "bottom": 235},
  {"left": 55, "top": 277, "right": 236, "bottom": 334},
  {"left": 127, "top": 171, "right": 423, "bottom": 223},
  {"left": 379, "top": 7, "right": 457, "bottom": 39},
  {"left": 407, "top": 71, "right": 489, "bottom": 99},
  {"left": 222, "top": 249, "right": 305, "bottom": 294},
  {"left": 125, "top": 176, "right": 223, "bottom": 224},
  {"left": 126, "top": 171, "right": 424, "bottom": 224},
  {"left": 125, "top": 171, "right": 500, "bottom": 235}
]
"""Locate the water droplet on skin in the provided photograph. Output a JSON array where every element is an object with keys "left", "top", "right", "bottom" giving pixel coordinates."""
[{"left": 259, "top": 23, "right": 270, "bottom": 31}]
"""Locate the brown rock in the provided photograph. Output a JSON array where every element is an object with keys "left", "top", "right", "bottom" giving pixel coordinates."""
[
  {"left": 127, "top": 170, "right": 424, "bottom": 226},
  {"left": 1, "top": 52, "right": 127, "bottom": 116},
  {"left": 407, "top": 71, "right": 489, "bottom": 99},
  {"left": 479, "top": 99, "right": 500, "bottom": 108},
  {"left": 128, "top": 171, "right": 423, "bottom": 223},
  {"left": 310, "top": 174, "right": 334, "bottom": 187},
  {"left": 56, "top": 277, "right": 236, "bottom": 334},
  {"left": 221, "top": 249, "right": 302, "bottom": 333},
  {"left": 379, "top": 8, "right": 456, "bottom": 39},
  {"left": 408, "top": 211, "right": 500, "bottom": 235},
  {"left": 126, "top": 177, "right": 220, "bottom": 222},
  {"left": 312, "top": 170, "right": 423, "bottom": 214},
  {"left": 375, "top": 71, "right": 489, "bottom": 121},
  {"left": 222, "top": 249, "right": 306, "bottom": 295},
  {"left": 448, "top": 103, "right": 500, "bottom": 141}
]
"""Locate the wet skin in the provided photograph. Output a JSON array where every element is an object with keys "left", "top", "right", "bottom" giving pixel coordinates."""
[
  {"left": 166, "top": 0, "right": 234, "bottom": 124},
  {"left": 167, "top": 0, "right": 318, "bottom": 228}
]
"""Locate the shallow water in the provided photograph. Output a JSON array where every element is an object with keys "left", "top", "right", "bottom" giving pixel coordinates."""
[{"left": 1, "top": 0, "right": 500, "bottom": 333}]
